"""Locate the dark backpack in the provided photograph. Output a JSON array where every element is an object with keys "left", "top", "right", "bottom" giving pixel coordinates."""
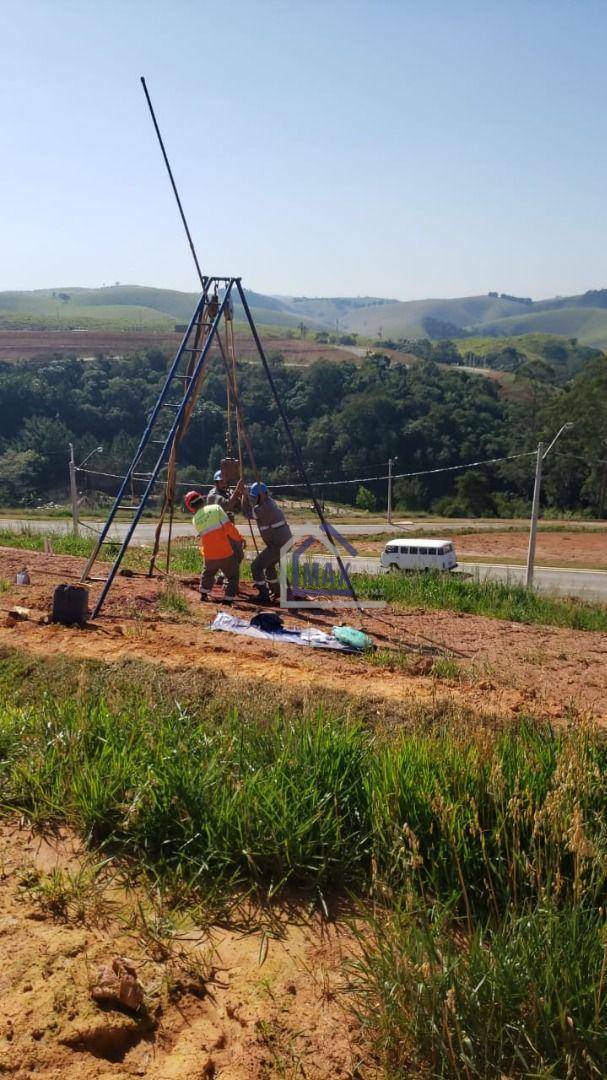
[{"left": 250, "top": 611, "right": 284, "bottom": 633}]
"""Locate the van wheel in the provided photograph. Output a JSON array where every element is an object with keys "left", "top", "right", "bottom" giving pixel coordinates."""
[{"left": 388, "top": 564, "right": 399, "bottom": 573}]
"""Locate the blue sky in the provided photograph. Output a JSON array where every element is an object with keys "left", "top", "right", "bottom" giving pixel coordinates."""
[{"left": 2, "top": 0, "right": 606, "bottom": 300}]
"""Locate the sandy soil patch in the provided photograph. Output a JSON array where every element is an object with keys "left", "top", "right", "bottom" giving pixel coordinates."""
[
  {"left": 0, "top": 824, "right": 364, "bottom": 1079},
  {"left": 455, "top": 529, "right": 607, "bottom": 569}
]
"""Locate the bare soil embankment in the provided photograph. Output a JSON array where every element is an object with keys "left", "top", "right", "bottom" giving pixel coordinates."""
[
  {"left": 1, "top": 547, "right": 606, "bottom": 723},
  {"left": 0, "top": 330, "right": 360, "bottom": 366}
]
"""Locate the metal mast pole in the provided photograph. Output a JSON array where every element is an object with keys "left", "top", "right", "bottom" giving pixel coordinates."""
[{"left": 140, "top": 76, "right": 205, "bottom": 291}]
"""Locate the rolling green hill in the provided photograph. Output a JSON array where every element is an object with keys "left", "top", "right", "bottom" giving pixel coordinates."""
[
  {"left": 468, "top": 306, "right": 607, "bottom": 348},
  {"left": 2, "top": 284, "right": 607, "bottom": 346}
]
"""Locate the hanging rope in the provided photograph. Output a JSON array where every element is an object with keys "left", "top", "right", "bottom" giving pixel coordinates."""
[{"left": 216, "top": 317, "right": 260, "bottom": 555}]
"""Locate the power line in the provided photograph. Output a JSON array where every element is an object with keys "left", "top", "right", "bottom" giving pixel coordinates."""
[
  {"left": 272, "top": 451, "right": 537, "bottom": 489},
  {"left": 76, "top": 450, "right": 535, "bottom": 493}
]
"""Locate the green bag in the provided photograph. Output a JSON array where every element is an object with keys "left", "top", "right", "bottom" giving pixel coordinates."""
[{"left": 332, "top": 625, "right": 373, "bottom": 651}]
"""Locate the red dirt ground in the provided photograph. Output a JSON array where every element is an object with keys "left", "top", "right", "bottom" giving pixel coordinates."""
[
  {"left": 354, "top": 528, "right": 607, "bottom": 569},
  {"left": 0, "top": 330, "right": 359, "bottom": 366},
  {"left": 456, "top": 529, "right": 607, "bottom": 569},
  {"left": 1, "top": 546, "right": 606, "bottom": 723}
]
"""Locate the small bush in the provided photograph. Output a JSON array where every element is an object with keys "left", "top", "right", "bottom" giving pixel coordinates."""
[
  {"left": 430, "top": 656, "right": 462, "bottom": 680},
  {"left": 355, "top": 486, "right": 377, "bottom": 512},
  {"left": 158, "top": 578, "right": 189, "bottom": 616}
]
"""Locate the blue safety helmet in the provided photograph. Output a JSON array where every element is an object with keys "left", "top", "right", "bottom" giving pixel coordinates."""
[
  {"left": 213, "top": 470, "right": 223, "bottom": 483},
  {"left": 249, "top": 481, "right": 268, "bottom": 500}
]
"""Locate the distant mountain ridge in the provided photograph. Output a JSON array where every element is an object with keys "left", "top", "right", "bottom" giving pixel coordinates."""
[{"left": 1, "top": 284, "right": 607, "bottom": 347}]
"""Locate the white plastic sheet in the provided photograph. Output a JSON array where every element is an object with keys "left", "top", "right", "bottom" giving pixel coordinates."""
[{"left": 210, "top": 611, "right": 352, "bottom": 651}]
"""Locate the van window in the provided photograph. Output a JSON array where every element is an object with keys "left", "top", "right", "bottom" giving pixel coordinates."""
[
  {"left": 409, "top": 546, "right": 418, "bottom": 555},
  {"left": 385, "top": 545, "right": 396, "bottom": 553},
  {"left": 399, "top": 546, "right": 408, "bottom": 554},
  {"left": 418, "top": 547, "right": 427, "bottom": 555},
  {"left": 443, "top": 544, "right": 453, "bottom": 553}
]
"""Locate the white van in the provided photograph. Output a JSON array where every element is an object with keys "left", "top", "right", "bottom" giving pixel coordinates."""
[{"left": 380, "top": 538, "right": 458, "bottom": 573}]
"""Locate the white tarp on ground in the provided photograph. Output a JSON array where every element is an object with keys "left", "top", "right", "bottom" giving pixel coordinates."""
[{"left": 210, "top": 611, "right": 352, "bottom": 651}]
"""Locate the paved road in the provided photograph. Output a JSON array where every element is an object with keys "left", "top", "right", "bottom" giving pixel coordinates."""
[
  {"left": 0, "top": 517, "right": 411, "bottom": 541},
  {"left": 4, "top": 514, "right": 584, "bottom": 540}
]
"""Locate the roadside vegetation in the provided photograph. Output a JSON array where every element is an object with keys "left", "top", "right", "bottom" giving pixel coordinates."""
[
  {"left": 356, "top": 567, "right": 607, "bottom": 631},
  {"left": 1, "top": 651, "right": 607, "bottom": 1076},
  {"left": 2, "top": 527, "right": 605, "bottom": 630}
]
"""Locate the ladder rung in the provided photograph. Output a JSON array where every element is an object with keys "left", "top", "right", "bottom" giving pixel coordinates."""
[
  {"left": 87, "top": 576, "right": 109, "bottom": 582},
  {"left": 117, "top": 505, "right": 140, "bottom": 510},
  {"left": 101, "top": 539, "right": 121, "bottom": 544},
  {"left": 174, "top": 373, "right": 193, "bottom": 380},
  {"left": 161, "top": 402, "right": 182, "bottom": 408}
]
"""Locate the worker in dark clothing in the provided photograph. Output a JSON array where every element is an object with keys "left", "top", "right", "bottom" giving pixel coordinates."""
[
  {"left": 206, "top": 469, "right": 244, "bottom": 523},
  {"left": 247, "top": 481, "right": 292, "bottom": 602}
]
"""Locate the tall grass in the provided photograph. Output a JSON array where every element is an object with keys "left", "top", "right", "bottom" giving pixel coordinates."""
[
  {"left": 355, "top": 568, "right": 607, "bottom": 631},
  {"left": 2, "top": 663, "right": 607, "bottom": 1075},
  {"left": 0, "top": 527, "right": 96, "bottom": 558},
  {"left": 352, "top": 903, "right": 607, "bottom": 1078},
  {"left": 2, "top": 697, "right": 606, "bottom": 910}
]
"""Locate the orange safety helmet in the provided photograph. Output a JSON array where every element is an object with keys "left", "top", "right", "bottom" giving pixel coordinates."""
[{"left": 184, "top": 490, "right": 204, "bottom": 513}]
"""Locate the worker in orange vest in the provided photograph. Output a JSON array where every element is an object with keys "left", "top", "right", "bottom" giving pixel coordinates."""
[{"left": 185, "top": 490, "right": 245, "bottom": 600}]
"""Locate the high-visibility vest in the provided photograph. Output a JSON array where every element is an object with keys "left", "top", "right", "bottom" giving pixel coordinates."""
[{"left": 193, "top": 504, "right": 245, "bottom": 561}]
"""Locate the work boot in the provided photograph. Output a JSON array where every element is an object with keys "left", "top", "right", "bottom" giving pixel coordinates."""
[
  {"left": 268, "top": 579, "right": 280, "bottom": 603},
  {"left": 254, "top": 583, "right": 272, "bottom": 604},
  {"left": 200, "top": 590, "right": 209, "bottom": 602}
]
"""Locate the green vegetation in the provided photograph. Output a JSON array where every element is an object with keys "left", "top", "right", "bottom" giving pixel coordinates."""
[
  {"left": 0, "top": 663, "right": 603, "bottom": 907},
  {"left": 356, "top": 568, "right": 607, "bottom": 631},
  {"left": 2, "top": 650, "right": 607, "bottom": 1076},
  {"left": 474, "top": 305, "right": 607, "bottom": 349},
  {"left": 0, "top": 527, "right": 99, "bottom": 558},
  {"left": 157, "top": 577, "right": 190, "bottom": 615},
  {"left": 353, "top": 903, "right": 607, "bottom": 1078},
  {"left": 1, "top": 343, "right": 606, "bottom": 518}
]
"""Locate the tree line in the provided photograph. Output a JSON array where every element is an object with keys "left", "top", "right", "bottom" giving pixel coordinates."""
[{"left": 0, "top": 345, "right": 605, "bottom": 517}]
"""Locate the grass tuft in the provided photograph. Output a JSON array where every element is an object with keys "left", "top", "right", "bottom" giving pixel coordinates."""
[
  {"left": 351, "top": 902, "right": 607, "bottom": 1078},
  {"left": 157, "top": 578, "right": 190, "bottom": 616}
]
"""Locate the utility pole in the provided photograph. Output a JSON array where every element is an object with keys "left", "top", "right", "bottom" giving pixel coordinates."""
[
  {"left": 68, "top": 443, "right": 79, "bottom": 537},
  {"left": 525, "top": 442, "right": 543, "bottom": 587},
  {"left": 525, "top": 422, "right": 574, "bottom": 587},
  {"left": 387, "top": 456, "right": 397, "bottom": 525}
]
